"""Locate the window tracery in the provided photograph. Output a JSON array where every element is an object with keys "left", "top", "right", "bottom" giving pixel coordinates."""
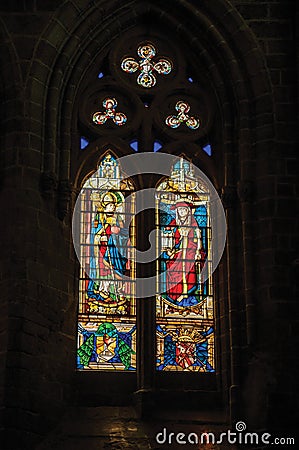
[{"left": 76, "top": 30, "right": 217, "bottom": 375}]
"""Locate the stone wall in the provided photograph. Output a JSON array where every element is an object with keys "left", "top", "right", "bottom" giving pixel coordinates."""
[{"left": 0, "top": 0, "right": 297, "bottom": 447}]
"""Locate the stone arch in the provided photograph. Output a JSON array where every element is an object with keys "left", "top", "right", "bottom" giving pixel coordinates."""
[
  {"left": 0, "top": 15, "right": 26, "bottom": 435},
  {"left": 0, "top": 16, "right": 23, "bottom": 178},
  {"left": 30, "top": 0, "right": 274, "bottom": 188},
  {"left": 27, "top": 0, "right": 275, "bottom": 424}
]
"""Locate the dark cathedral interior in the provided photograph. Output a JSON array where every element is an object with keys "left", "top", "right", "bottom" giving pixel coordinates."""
[{"left": 0, "top": 1, "right": 298, "bottom": 449}]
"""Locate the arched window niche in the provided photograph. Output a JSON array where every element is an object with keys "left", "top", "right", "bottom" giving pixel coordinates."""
[{"left": 72, "top": 25, "right": 225, "bottom": 409}]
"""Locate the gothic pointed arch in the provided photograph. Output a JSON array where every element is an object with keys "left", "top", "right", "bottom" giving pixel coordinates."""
[
  {"left": 31, "top": 0, "right": 274, "bottom": 199},
  {"left": 28, "top": 0, "right": 276, "bottom": 424}
]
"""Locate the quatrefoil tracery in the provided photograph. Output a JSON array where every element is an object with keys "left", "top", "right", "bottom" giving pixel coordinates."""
[
  {"left": 121, "top": 43, "right": 172, "bottom": 89},
  {"left": 165, "top": 101, "right": 200, "bottom": 130},
  {"left": 92, "top": 98, "right": 127, "bottom": 126}
]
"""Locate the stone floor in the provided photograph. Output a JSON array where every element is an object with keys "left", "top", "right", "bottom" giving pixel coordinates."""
[{"left": 36, "top": 406, "right": 238, "bottom": 449}]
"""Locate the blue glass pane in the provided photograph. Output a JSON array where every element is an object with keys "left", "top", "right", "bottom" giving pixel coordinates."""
[
  {"left": 203, "top": 144, "right": 212, "bottom": 156},
  {"left": 153, "top": 141, "right": 162, "bottom": 152},
  {"left": 80, "top": 137, "right": 89, "bottom": 150},
  {"left": 130, "top": 140, "right": 138, "bottom": 152}
]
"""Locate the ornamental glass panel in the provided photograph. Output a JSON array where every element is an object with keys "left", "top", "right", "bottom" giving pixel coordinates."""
[
  {"left": 156, "top": 158, "right": 214, "bottom": 372},
  {"left": 77, "top": 153, "right": 136, "bottom": 371}
]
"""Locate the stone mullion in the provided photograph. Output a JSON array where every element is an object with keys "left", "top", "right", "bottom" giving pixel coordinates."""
[
  {"left": 221, "top": 185, "right": 242, "bottom": 422},
  {"left": 135, "top": 175, "right": 156, "bottom": 416},
  {"left": 237, "top": 180, "right": 255, "bottom": 347}
]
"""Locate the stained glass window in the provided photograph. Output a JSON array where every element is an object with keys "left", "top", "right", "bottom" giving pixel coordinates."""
[
  {"left": 76, "top": 32, "right": 220, "bottom": 379},
  {"left": 165, "top": 101, "right": 200, "bottom": 130},
  {"left": 77, "top": 153, "right": 136, "bottom": 370},
  {"left": 156, "top": 158, "right": 214, "bottom": 372},
  {"left": 121, "top": 42, "right": 172, "bottom": 88},
  {"left": 92, "top": 98, "right": 127, "bottom": 127}
]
